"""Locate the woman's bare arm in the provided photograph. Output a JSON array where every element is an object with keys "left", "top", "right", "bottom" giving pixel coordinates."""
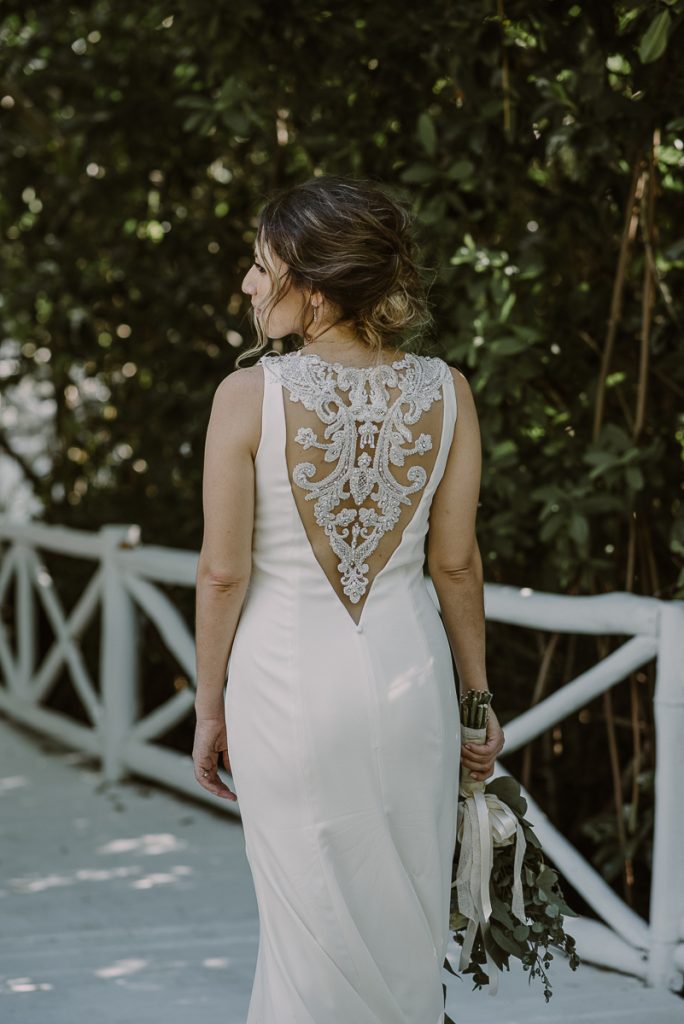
[
  {"left": 428, "top": 366, "right": 505, "bottom": 780},
  {"left": 426, "top": 366, "right": 488, "bottom": 695},
  {"left": 194, "top": 365, "right": 262, "bottom": 719}
]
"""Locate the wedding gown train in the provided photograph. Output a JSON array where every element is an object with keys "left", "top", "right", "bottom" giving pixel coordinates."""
[{"left": 225, "top": 349, "right": 460, "bottom": 1024}]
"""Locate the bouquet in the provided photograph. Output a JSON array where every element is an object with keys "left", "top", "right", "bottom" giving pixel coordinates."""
[{"left": 446, "top": 689, "right": 580, "bottom": 1004}]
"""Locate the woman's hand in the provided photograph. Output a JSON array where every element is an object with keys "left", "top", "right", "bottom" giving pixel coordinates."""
[
  {"left": 192, "top": 714, "right": 238, "bottom": 801},
  {"left": 460, "top": 706, "right": 505, "bottom": 781}
]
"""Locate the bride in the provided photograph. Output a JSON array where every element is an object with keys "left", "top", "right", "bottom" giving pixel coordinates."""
[{"left": 192, "top": 173, "right": 505, "bottom": 1024}]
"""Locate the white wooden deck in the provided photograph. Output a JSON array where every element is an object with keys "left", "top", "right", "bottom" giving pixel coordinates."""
[{"left": 1, "top": 713, "right": 682, "bottom": 1024}]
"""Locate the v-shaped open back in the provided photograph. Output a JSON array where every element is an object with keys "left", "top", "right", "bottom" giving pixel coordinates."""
[{"left": 259, "top": 351, "right": 454, "bottom": 626}]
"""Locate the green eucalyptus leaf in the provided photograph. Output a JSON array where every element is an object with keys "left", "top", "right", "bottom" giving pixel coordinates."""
[
  {"left": 521, "top": 824, "right": 542, "bottom": 848},
  {"left": 536, "top": 865, "right": 559, "bottom": 889},
  {"left": 484, "top": 925, "right": 510, "bottom": 969},
  {"left": 490, "top": 894, "right": 516, "bottom": 929},
  {"left": 486, "top": 777, "right": 527, "bottom": 815},
  {"left": 490, "top": 922, "right": 527, "bottom": 956}
]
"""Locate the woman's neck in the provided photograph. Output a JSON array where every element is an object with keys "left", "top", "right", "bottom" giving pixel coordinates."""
[
  {"left": 298, "top": 327, "right": 399, "bottom": 366},
  {"left": 298, "top": 341, "right": 402, "bottom": 367}
]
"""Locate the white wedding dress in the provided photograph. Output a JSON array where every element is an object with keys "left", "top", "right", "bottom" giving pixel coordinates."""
[{"left": 225, "top": 349, "right": 461, "bottom": 1024}]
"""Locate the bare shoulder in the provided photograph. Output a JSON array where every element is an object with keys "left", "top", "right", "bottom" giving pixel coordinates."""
[
  {"left": 210, "top": 364, "right": 264, "bottom": 459},
  {"left": 444, "top": 362, "right": 477, "bottom": 416}
]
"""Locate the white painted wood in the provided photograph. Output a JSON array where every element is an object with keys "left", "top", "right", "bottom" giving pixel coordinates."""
[
  {"left": 502, "top": 636, "right": 657, "bottom": 751},
  {"left": 26, "top": 545, "right": 102, "bottom": 720},
  {"left": 0, "top": 536, "right": 17, "bottom": 593},
  {"left": 100, "top": 525, "right": 142, "bottom": 782},
  {"left": 0, "top": 542, "right": 19, "bottom": 690},
  {"left": 0, "top": 689, "right": 100, "bottom": 753},
  {"left": 0, "top": 518, "right": 139, "bottom": 557},
  {"left": 647, "top": 599, "right": 684, "bottom": 989},
  {"left": 16, "top": 541, "right": 35, "bottom": 696},
  {"left": 564, "top": 916, "right": 649, "bottom": 978},
  {"left": 123, "top": 572, "right": 197, "bottom": 679},
  {"left": 0, "top": 540, "right": 18, "bottom": 692},
  {"left": 128, "top": 688, "right": 195, "bottom": 743},
  {"left": 483, "top": 583, "right": 661, "bottom": 637},
  {"left": 119, "top": 542, "right": 198, "bottom": 585}
]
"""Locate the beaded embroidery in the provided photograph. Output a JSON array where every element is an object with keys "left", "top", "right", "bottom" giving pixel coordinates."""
[{"left": 260, "top": 351, "right": 451, "bottom": 604}]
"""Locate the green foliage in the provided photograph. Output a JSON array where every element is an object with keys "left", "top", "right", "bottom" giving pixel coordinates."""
[
  {"left": 0, "top": 0, "right": 682, "bottom": 598},
  {"left": 450, "top": 777, "right": 580, "bottom": 1002}
]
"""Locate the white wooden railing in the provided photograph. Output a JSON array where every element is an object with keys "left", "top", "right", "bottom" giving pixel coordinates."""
[{"left": 0, "top": 519, "right": 683, "bottom": 992}]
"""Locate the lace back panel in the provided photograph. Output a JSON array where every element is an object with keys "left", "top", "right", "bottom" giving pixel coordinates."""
[{"left": 260, "top": 351, "right": 451, "bottom": 625}]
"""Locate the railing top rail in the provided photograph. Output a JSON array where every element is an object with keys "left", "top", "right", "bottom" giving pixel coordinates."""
[
  {"left": 0, "top": 520, "right": 676, "bottom": 638},
  {"left": 484, "top": 584, "right": 664, "bottom": 638},
  {"left": 118, "top": 545, "right": 199, "bottom": 585},
  {"left": 0, "top": 520, "right": 137, "bottom": 558}
]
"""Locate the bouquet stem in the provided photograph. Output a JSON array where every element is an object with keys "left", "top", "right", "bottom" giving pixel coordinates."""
[{"left": 459, "top": 723, "right": 487, "bottom": 797}]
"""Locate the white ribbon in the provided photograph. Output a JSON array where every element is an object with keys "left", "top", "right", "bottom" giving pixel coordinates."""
[{"left": 452, "top": 725, "right": 527, "bottom": 996}]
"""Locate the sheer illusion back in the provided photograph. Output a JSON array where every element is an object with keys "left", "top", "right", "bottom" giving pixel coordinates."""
[{"left": 260, "top": 351, "right": 450, "bottom": 626}]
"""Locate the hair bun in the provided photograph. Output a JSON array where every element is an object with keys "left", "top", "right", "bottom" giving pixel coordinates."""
[{"left": 237, "top": 174, "right": 434, "bottom": 366}]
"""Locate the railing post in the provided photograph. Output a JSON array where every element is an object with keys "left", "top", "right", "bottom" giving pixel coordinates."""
[
  {"left": 647, "top": 598, "right": 684, "bottom": 990},
  {"left": 99, "top": 524, "right": 141, "bottom": 782},
  {"left": 15, "top": 540, "right": 36, "bottom": 696}
]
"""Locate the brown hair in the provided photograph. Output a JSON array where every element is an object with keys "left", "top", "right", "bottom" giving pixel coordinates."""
[{"left": 235, "top": 174, "right": 434, "bottom": 368}]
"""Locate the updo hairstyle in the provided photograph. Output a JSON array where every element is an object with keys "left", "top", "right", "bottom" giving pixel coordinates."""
[{"left": 236, "top": 174, "right": 434, "bottom": 367}]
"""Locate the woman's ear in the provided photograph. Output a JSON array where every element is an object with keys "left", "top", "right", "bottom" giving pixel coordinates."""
[{"left": 309, "top": 287, "right": 325, "bottom": 310}]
